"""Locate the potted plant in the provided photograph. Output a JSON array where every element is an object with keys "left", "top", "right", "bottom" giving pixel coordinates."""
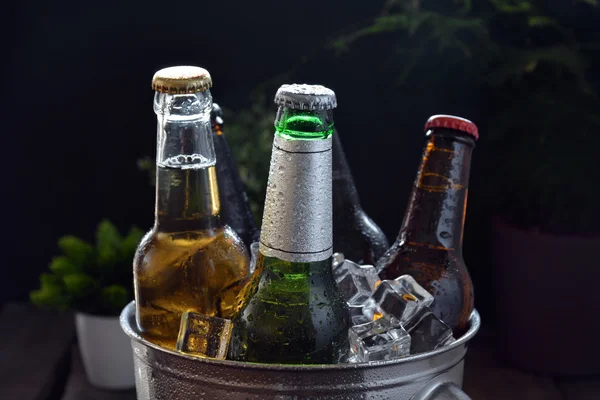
[
  {"left": 481, "top": 35, "right": 600, "bottom": 376},
  {"left": 30, "top": 219, "right": 144, "bottom": 389},
  {"left": 321, "top": 0, "right": 600, "bottom": 375}
]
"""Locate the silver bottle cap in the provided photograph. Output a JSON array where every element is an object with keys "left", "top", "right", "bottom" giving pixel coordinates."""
[{"left": 274, "top": 84, "right": 338, "bottom": 111}]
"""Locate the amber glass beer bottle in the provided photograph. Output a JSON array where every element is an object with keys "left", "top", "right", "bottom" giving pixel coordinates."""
[
  {"left": 211, "top": 103, "right": 260, "bottom": 250},
  {"left": 332, "top": 129, "right": 389, "bottom": 264},
  {"left": 377, "top": 115, "right": 478, "bottom": 336},
  {"left": 133, "top": 66, "right": 250, "bottom": 350}
]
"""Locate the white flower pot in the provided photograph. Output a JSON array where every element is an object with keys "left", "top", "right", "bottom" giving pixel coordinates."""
[{"left": 75, "top": 312, "right": 135, "bottom": 389}]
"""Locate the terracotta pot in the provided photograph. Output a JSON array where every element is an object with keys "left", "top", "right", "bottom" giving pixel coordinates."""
[{"left": 491, "top": 218, "right": 600, "bottom": 376}]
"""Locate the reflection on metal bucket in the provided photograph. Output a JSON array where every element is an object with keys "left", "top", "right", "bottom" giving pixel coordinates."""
[{"left": 120, "top": 302, "right": 479, "bottom": 399}]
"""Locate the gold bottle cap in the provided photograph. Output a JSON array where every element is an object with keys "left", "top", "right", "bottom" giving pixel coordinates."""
[{"left": 151, "top": 66, "right": 212, "bottom": 94}]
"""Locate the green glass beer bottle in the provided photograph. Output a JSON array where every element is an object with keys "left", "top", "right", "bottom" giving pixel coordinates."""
[{"left": 228, "top": 84, "right": 350, "bottom": 364}]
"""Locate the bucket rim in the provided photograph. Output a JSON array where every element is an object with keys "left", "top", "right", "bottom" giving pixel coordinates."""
[{"left": 120, "top": 301, "right": 480, "bottom": 371}]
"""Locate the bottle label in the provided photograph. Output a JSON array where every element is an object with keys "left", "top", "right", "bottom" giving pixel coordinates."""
[{"left": 260, "top": 135, "right": 333, "bottom": 263}]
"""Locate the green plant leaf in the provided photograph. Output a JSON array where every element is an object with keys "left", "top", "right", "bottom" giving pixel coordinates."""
[
  {"left": 96, "top": 219, "right": 122, "bottom": 268},
  {"left": 40, "top": 272, "right": 62, "bottom": 287},
  {"left": 33, "top": 222, "right": 143, "bottom": 313},
  {"left": 528, "top": 16, "right": 559, "bottom": 27},
  {"left": 30, "top": 273, "right": 68, "bottom": 309},
  {"left": 121, "top": 226, "right": 145, "bottom": 260},
  {"left": 489, "top": 0, "right": 533, "bottom": 13},
  {"left": 224, "top": 93, "right": 275, "bottom": 223},
  {"left": 577, "top": 0, "right": 598, "bottom": 6},
  {"left": 329, "top": 13, "right": 413, "bottom": 53},
  {"left": 63, "top": 274, "right": 96, "bottom": 298},
  {"left": 486, "top": 46, "right": 589, "bottom": 88},
  {"left": 49, "top": 256, "right": 80, "bottom": 275},
  {"left": 30, "top": 286, "right": 67, "bottom": 309},
  {"left": 457, "top": 0, "right": 472, "bottom": 14},
  {"left": 330, "top": 10, "right": 487, "bottom": 84},
  {"left": 137, "top": 156, "right": 156, "bottom": 186},
  {"left": 57, "top": 236, "right": 94, "bottom": 267},
  {"left": 101, "top": 284, "right": 131, "bottom": 313}
]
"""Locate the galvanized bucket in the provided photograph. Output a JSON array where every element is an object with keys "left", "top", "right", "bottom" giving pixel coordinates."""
[{"left": 120, "top": 302, "right": 480, "bottom": 399}]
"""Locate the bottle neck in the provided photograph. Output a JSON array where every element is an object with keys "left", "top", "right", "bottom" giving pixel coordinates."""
[
  {"left": 259, "top": 107, "right": 334, "bottom": 263},
  {"left": 259, "top": 253, "right": 333, "bottom": 277},
  {"left": 153, "top": 91, "right": 222, "bottom": 232},
  {"left": 274, "top": 107, "right": 333, "bottom": 140},
  {"left": 400, "top": 129, "right": 475, "bottom": 251},
  {"left": 332, "top": 131, "right": 361, "bottom": 208},
  {"left": 211, "top": 103, "right": 224, "bottom": 136},
  {"left": 211, "top": 104, "right": 260, "bottom": 246}
]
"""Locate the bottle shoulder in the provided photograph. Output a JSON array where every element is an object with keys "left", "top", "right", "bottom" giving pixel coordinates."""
[
  {"left": 222, "top": 225, "right": 250, "bottom": 249},
  {"left": 233, "top": 258, "right": 349, "bottom": 335},
  {"left": 377, "top": 240, "right": 465, "bottom": 274},
  {"left": 134, "top": 227, "right": 250, "bottom": 266},
  {"left": 335, "top": 204, "right": 384, "bottom": 230},
  {"left": 355, "top": 212, "right": 389, "bottom": 241},
  {"left": 333, "top": 207, "right": 390, "bottom": 263},
  {"left": 237, "top": 257, "right": 342, "bottom": 307}
]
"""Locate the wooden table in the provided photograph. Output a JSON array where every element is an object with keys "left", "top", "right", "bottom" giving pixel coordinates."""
[
  {"left": 61, "top": 346, "right": 135, "bottom": 400},
  {"left": 0, "top": 303, "right": 73, "bottom": 400}
]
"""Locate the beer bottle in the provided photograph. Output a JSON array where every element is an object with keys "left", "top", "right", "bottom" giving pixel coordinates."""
[
  {"left": 133, "top": 66, "right": 250, "bottom": 350},
  {"left": 376, "top": 115, "right": 478, "bottom": 337},
  {"left": 228, "top": 84, "right": 350, "bottom": 364},
  {"left": 332, "top": 129, "right": 389, "bottom": 264},
  {"left": 211, "top": 103, "right": 260, "bottom": 249}
]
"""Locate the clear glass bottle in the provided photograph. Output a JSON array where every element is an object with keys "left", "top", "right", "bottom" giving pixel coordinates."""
[{"left": 133, "top": 66, "right": 250, "bottom": 350}]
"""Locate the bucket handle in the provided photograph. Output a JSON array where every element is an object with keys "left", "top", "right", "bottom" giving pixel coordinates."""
[{"left": 412, "top": 381, "right": 471, "bottom": 400}]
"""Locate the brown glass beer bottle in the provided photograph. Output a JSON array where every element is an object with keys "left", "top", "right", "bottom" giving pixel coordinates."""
[
  {"left": 332, "top": 129, "right": 390, "bottom": 265},
  {"left": 211, "top": 103, "right": 260, "bottom": 250},
  {"left": 376, "top": 115, "right": 478, "bottom": 336}
]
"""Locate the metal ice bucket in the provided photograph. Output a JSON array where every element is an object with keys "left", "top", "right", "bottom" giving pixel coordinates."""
[{"left": 120, "top": 302, "right": 480, "bottom": 399}]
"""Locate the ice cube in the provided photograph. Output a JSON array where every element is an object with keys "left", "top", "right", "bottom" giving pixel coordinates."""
[
  {"left": 176, "top": 312, "right": 233, "bottom": 359},
  {"left": 405, "top": 308, "right": 455, "bottom": 354},
  {"left": 249, "top": 242, "right": 260, "bottom": 275},
  {"left": 349, "top": 315, "right": 411, "bottom": 362},
  {"left": 332, "top": 252, "right": 345, "bottom": 268},
  {"left": 349, "top": 308, "right": 371, "bottom": 326},
  {"left": 362, "top": 280, "right": 420, "bottom": 324},
  {"left": 392, "top": 275, "right": 434, "bottom": 308},
  {"left": 333, "top": 259, "right": 381, "bottom": 306},
  {"left": 348, "top": 304, "right": 370, "bottom": 326},
  {"left": 347, "top": 353, "right": 360, "bottom": 363}
]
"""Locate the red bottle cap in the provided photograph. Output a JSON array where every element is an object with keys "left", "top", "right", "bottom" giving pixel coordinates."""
[{"left": 424, "top": 115, "right": 479, "bottom": 141}]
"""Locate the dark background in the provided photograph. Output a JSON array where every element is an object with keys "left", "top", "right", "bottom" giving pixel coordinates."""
[{"left": 5, "top": 0, "right": 600, "bottom": 324}]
